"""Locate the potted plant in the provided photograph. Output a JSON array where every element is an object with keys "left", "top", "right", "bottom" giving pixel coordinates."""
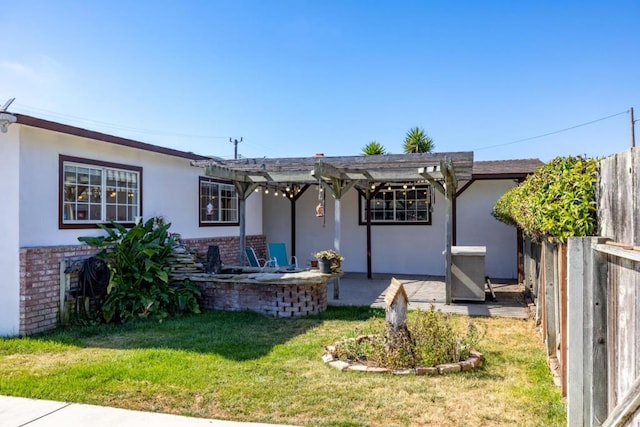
[{"left": 313, "top": 249, "right": 344, "bottom": 274}]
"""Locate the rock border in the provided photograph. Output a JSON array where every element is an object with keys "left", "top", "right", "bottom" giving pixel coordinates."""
[{"left": 322, "top": 334, "right": 483, "bottom": 375}]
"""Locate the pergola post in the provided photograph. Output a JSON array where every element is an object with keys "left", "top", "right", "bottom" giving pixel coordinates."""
[
  {"left": 442, "top": 159, "right": 457, "bottom": 304},
  {"left": 233, "top": 181, "right": 259, "bottom": 265},
  {"left": 420, "top": 159, "right": 458, "bottom": 305},
  {"left": 313, "top": 161, "right": 358, "bottom": 299}
]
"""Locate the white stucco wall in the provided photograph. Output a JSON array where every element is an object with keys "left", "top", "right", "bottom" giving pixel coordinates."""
[
  {"left": 456, "top": 179, "right": 518, "bottom": 279},
  {"left": 264, "top": 186, "right": 448, "bottom": 275},
  {"left": 263, "top": 179, "right": 518, "bottom": 278},
  {"left": 18, "top": 126, "right": 261, "bottom": 247},
  {"left": 0, "top": 125, "right": 21, "bottom": 335}
]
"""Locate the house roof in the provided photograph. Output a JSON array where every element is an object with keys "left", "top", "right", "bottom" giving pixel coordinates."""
[
  {"left": 12, "top": 113, "right": 543, "bottom": 181},
  {"left": 473, "top": 159, "right": 544, "bottom": 180},
  {"left": 13, "top": 113, "right": 210, "bottom": 161}
]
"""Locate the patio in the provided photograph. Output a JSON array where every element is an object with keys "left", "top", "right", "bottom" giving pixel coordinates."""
[{"left": 330, "top": 273, "right": 530, "bottom": 319}]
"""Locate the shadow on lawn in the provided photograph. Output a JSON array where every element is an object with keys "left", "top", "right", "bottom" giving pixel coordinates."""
[{"left": 33, "top": 306, "right": 385, "bottom": 361}]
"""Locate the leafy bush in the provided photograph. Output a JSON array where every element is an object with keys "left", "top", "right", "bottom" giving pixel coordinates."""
[
  {"left": 79, "top": 218, "right": 201, "bottom": 323},
  {"left": 332, "top": 307, "right": 483, "bottom": 369},
  {"left": 492, "top": 156, "right": 599, "bottom": 243}
]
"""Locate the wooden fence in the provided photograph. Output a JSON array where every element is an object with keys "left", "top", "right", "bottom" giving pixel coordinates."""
[
  {"left": 524, "top": 148, "right": 640, "bottom": 426},
  {"left": 523, "top": 238, "right": 568, "bottom": 396}
]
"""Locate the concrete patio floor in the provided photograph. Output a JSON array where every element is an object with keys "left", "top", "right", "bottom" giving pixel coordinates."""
[{"left": 329, "top": 272, "right": 531, "bottom": 319}]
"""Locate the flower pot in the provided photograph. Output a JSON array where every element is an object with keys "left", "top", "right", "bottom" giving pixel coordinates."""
[{"left": 318, "top": 259, "right": 331, "bottom": 274}]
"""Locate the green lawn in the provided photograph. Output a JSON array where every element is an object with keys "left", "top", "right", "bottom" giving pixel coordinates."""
[{"left": 0, "top": 307, "right": 565, "bottom": 426}]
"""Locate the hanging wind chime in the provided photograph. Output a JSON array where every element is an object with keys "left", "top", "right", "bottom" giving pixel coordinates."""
[{"left": 315, "top": 179, "right": 326, "bottom": 227}]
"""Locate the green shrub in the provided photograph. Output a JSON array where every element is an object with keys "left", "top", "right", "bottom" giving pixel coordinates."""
[
  {"left": 492, "top": 155, "right": 599, "bottom": 242},
  {"left": 79, "top": 218, "right": 200, "bottom": 323}
]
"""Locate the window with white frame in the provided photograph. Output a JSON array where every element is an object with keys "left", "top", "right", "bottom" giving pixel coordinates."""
[
  {"left": 359, "top": 184, "right": 433, "bottom": 225},
  {"left": 60, "top": 155, "right": 142, "bottom": 228},
  {"left": 199, "top": 177, "right": 239, "bottom": 225}
]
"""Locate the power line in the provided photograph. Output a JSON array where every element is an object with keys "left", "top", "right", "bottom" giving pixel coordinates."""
[
  {"left": 473, "top": 110, "right": 629, "bottom": 151},
  {"left": 8, "top": 101, "right": 231, "bottom": 140}
]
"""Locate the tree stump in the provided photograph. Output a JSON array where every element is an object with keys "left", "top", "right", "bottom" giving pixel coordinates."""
[{"left": 384, "top": 278, "right": 415, "bottom": 361}]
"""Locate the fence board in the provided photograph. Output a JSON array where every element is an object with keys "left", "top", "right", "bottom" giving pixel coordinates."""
[
  {"left": 597, "top": 148, "right": 640, "bottom": 425},
  {"left": 558, "top": 243, "right": 567, "bottom": 397},
  {"left": 592, "top": 245, "right": 609, "bottom": 426},
  {"left": 543, "top": 241, "right": 557, "bottom": 356},
  {"left": 567, "top": 238, "right": 587, "bottom": 426},
  {"left": 567, "top": 237, "right": 609, "bottom": 426},
  {"left": 599, "top": 148, "right": 638, "bottom": 245}
]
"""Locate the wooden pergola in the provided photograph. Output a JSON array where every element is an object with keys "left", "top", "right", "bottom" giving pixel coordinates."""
[{"left": 192, "top": 151, "right": 473, "bottom": 303}]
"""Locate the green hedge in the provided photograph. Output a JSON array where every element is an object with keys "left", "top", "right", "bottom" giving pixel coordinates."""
[{"left": 492, "top": 156, "right": 599, "bottom": 243}]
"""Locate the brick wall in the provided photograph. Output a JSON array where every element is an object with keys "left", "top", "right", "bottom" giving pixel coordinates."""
[
  {"left": 19, "top": 235, "right": 266, "bottom": 335},
  {"left": 20, "top": 245, "right": 98, "bottom": 335},
  {"left": 198, "top": 280, "right": 328, "bottom": 318},
  {"left": 181, "top": 235, "right": 267, "bottom": 265}
]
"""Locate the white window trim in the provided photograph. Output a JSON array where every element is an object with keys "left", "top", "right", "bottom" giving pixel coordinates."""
[
  {"left": 59, "top": 155, "right": 142, "bottom": 229},
  {"left": 199, "top": 177, "right": 239, "bottom": 226}
]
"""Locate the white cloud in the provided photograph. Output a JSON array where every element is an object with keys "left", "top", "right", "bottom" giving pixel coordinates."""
[{"left": 0, "top": 55, "right": 64, "bottom": 85}]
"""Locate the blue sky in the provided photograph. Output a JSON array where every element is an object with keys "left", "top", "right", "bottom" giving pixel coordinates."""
[{"left": 2, "top": 1, "right": 638, "bottom": 161}]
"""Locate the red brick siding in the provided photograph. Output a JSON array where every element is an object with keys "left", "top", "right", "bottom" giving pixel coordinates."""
[
  {"left": 19, "top": 245, "right": 98, "bottom": 335},
  {"left": 18, "top": 235, "right": 266, "bottom": 335},
  {"left": 198, "top": 281, "right": 328, "bottom": 318},
  {"left": 181, "top": 235, "right": 266, "bottom": 265}
]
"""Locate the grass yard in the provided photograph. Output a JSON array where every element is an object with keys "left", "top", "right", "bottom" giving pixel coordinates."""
[{"left": 0, "top": 307, "right": 565, "bottom": 426}]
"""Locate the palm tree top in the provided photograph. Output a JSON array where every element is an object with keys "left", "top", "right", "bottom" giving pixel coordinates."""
[{"left": 403, "top": 127, "right": 434, "bottom": 154}]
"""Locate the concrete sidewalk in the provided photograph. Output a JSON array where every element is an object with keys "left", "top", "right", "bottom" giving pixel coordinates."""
[{"left": 0, "top": 396, "right": 294, "bottom": 427}]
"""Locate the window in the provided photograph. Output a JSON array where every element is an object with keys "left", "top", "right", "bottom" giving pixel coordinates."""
[
  {"left": 199, "top": 177, "right": 239, "bottom": 226},
  {"left": 359, "top": 184, "right": 433, "bottom": 225},
  {"left": 60, "top": 155, "right": 142, "bottom": 228}
]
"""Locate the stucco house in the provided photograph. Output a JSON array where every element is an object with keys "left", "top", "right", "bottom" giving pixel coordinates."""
[{"left": 0, "top": 113, "right": 541, "bottom": 336}]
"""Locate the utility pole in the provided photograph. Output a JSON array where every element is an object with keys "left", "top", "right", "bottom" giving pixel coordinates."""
[
  {"left": 631, "top": 107, "right": 636, "bottom": 148},
  {"left": 230, "top": 137, "right": 243, "bottom": 159}
]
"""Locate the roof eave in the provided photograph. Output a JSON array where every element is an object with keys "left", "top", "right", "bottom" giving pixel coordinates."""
[{"left": 14, "top": 113, "right": 210, "bottom": 161}]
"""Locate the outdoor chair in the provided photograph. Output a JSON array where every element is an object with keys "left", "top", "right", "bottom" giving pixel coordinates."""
[
  {"left": 267, "top": 242, "right": 298, "bottom": 270},
  {"left": 245, "top": 247, "right": 275, "bottom": 268}
]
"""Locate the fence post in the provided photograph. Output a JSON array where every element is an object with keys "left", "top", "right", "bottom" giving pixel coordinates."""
[
  {"left": 567, "top": 237, "right": 609, "bottom": 427},
  {"left": 591, "top": 240, "right": 609, "bottom": 426},
  {"left": 544, "top": 240, "right": 557, "bottom": 356},
  {"left": 524, "top": 236, "right": 536, "bottom": 300}
]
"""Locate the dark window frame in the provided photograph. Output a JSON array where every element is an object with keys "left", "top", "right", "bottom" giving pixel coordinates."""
[
  {"left": 198, "top": 176, "right": 240, "bottom": 227},
  {"left": 358, "top": 184, "right": 433, "bottom": 226},
  {"left": 59, "top": 155, "right": 143, "bottom": 229}
]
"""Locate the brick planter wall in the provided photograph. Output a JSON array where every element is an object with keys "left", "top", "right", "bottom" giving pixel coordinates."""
[
  {"left": 18, "top": 235, "right": 266, "bottom": 335},
  {"left": 198, "top": 280, "right": 328, "bottom": 318}
]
